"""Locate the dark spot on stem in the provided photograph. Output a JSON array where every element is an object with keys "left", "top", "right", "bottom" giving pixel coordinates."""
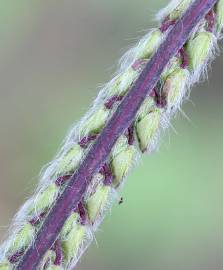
[
  {"left": 8, "top": 250, "right": 24, "bottom": 264},
  {"left": 79, "top": 134, "right": 98, "bottom": 148},
  {"left": 160, "top": 16, "right": 176, "bottom": 32},
  {"left": 100, "top": 163, "right": 113, "bottom": 186},
  {"left": 55, "top": 174, "right": 72, "bottom": 187},
  {"left": 104, "top": 95, "right": 124, "bottom": 110}
]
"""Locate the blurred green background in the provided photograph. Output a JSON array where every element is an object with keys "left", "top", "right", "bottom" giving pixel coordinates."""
[{"left": 0, "top": 1, "right": 223, "bottom": 269}]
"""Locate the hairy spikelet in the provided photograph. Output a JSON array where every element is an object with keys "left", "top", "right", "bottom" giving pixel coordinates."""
[{"left": 0, "top": 0, "right": 222, "bottom": 269}]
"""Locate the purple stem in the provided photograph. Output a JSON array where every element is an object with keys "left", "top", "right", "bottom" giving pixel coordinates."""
[{"left": 17, "top": 0, "right": 217, "bottom": 268}]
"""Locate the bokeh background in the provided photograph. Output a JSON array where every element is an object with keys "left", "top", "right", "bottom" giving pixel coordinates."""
[{"left": 0, "top": 1, "right": 223, "bottom": 269}]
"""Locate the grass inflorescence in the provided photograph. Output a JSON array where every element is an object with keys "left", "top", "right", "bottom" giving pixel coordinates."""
[{"left": 0, "top": 0, "right": 223, "bottom": 269}]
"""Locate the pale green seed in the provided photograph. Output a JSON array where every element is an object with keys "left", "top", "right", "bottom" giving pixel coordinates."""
[
  {"left": 108, "top": 68, "right": 138, "bottom": 96},
  {"left": 186, "top": 31, "right": 213, "bottom": 71},
  {"left": 164, "top": 68, "right": 188, "bottom": 108},
  {"left": 109, "top": 67, "right": 138, "bottom": 96},
  {"left": 86, "top": 184, "right": 110, "bottom": 223},
  {"left": 111, "top": 136, "right": 135, "bottom": 186},
  {"left": 136, "top": 97, "right": 154, "bottom": 120},
  {"left": 57, "top": 144, "right": 83, "bottom": 175},
  {"left": 161, "top": 56, "right": 181, "bottom": 81},
  {"left": 136, "top": 109, "right": 161, "bottom": 152},
  {"left": 169, "top": 0, "right": 192, "bottom": 20},
  {"left": 61, "top": 223, "right": 85, "bottom": 263},
  {"left": 80, "top": 106, "right": 109, "bottom": 135},
  {"left": 117, "top": 68, "right": 138, "bottom": 95},
  {"left": 216, "top": 0, "right": 223, "bottom": 32},
  {"left": 61, "top": 212, "right": 86, "bottom": 263},
  {"left": 135, "top": 30, "right": 162, "bottom": 59},
  {"left": 107, "top": 75, "right": 122, "bottom": 96},
  {"left": 61, "top": 213, "right": 78, "bottom": 238},
  {"left": 29, "top": 183, "right": 58, "bottom": 214},
  {"left": 9, "top": 223, "right": 34, "bottom": 253}
]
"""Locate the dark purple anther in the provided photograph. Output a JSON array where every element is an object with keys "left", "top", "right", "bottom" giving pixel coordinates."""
[
  {"left": 104, "top": 95, "right": 123, "bottom": 110},
  {"left": 155, "top": 94, "right": 167, "bottom": 108},
  {"left": 126, "top": 124, "right": 135, "bottom": 145},
  {"left": 8, "top": 250, "right": 24, "bottom": 264},
  {"left": 132, "top": 59, "right": 147, "bottom": 71},
  {"left": 205, "top": 9, "right": 215, "bottom": 32},
  {"left": 77, "top": 201, "right": 88, "bottom": 225},
  {"left": 79, "top": 134, "right": 97, "bottom": 148},
  {"left": 100, "top": 163, "right": 113, "bottom": 186},
  {"left": 55, "top": 175, "right": 72, "bottom": 187},
  {"left": 159, "top": 16, "right": 176, "bottom": 32},
  {"left": 52, "top": 239, "right": 62, "bottom": 266},
  {"left": 150, "top": 86, "right": 167, "bottom": 108},
  {"left": 179, "top": 47, "right": 189, "bottom": 68},
  {"left": 152, "top": 86, "right": 167, "bottom": 108},
  {"left": 29, "top": 211, "right": 47, "bottom": 226}
]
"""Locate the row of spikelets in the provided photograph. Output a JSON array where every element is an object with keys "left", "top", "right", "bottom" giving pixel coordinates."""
[{"left": 1, "top": 0, "right": 223, "bottom": 269}]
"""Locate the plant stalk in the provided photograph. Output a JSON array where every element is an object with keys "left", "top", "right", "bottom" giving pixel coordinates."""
[{"left": 17, "top": 0, "right": 217, "bottom": 268}]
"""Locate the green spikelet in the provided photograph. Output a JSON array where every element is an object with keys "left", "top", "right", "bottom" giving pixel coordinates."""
[
  {"left": 164, "top": 68, "right": 188, "bottom": 108},
  {"left": 62, "top": 224, "right": 85, "bottom": 263},
  {"left": 135, "top": 30, "right": 162, "bottom": 59},
  {"left": 136, "top": 109, "right": 161, "bottom": 152},
  {"left": 186, "top": 31, "right": 213, "bottom": 71},
  {"left": 80, "top": 106, "right": 109, "bottom": 135},
  {"left": 9, "top": 223, "right": 34, "bottom": 254},
  {"left": 110, "top": 136, "right": 135, "bottom": 186},
  {"left": 87, "top": 184, "right": 110, "bottom": 224},
  {"left": 57, "top": 144, "right": 83, "bottom": 175},
  {"left": 29, "top": 183, "right": 58, "bottom": 215}
]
